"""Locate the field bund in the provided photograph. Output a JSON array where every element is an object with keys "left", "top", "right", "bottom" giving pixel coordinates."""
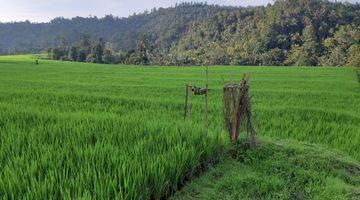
[{"left": 0, "top": 55, "right": 359, "bottom": 199}]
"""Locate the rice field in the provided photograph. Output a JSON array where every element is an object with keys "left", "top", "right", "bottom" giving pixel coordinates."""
[{"left": 0, "top": 55, "right": 359, "bottom": 199}]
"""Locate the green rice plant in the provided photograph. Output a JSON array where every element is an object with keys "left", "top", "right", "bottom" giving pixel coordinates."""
[{"left": 0, "top": 55, "right": 359, "bottom": 199}]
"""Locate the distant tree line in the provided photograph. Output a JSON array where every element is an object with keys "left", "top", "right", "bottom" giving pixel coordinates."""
[
  {"left": 5, "top": 0, "right": 360, "bottom": 67},
  {"left": 48, "top": 34, "right": 114, "bottom": 64},
  {"left": 48, "top": 33, "right": 157, "bottom": 64}
]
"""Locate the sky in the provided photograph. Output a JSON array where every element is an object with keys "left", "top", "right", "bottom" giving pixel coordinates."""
[{"left": 0, "top": 0, "right": 359, "bottom": 23}]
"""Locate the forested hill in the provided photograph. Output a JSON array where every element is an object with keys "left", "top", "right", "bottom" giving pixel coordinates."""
[
  {"left": 0, "top": 0, "right": 359, "bottom": 67},
  {"left": 0, "top": 3, "right": 235, "bottom": 54},
  {"left": 171, "top": 0, "right": 360, "bottom": 66}
]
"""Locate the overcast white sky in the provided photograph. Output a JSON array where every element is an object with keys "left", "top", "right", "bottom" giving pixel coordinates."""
[{"left": 0, "top": 0, "right": 358, "bottom": 23}]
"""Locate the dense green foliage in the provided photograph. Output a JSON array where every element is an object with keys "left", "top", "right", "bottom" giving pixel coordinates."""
[
  {"left": 172, "top": 140, "right": 360, "bottom": 199},
  {"left": 1, "top": 0, "right": 360, "bottom": 67},
  {"left": 0, "top": 55, "right": 359, "bottom": 199},
  {"left": 171, "top": 0, "right": 360, "bottom": 67}
]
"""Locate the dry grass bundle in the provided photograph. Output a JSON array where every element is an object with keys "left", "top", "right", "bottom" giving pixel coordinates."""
[{"left": 222, "top": 75, "right": 256, "bottom": 147}]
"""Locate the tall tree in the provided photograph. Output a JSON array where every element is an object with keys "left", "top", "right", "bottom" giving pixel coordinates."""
[
  {"left": 93, "top": 38, "right": 105, "bottom": 63},
  {"left": 134, "top": 33, "right": 153, "bottom": 65},
  {"left": 68, "top": 46, "right": 78, "bottom": 61},
  {"left": 77, "top": 33, "right": 91, "bottom": 62},
  {"left": 300, "top": 18, "right": 318, "bottom": 66},
  {"left": 103, "top": 49, "right": 114, "bottom": 64},
  {"left": 79, "top": 33, "right": 91, "bottom": 52},
  {"left": 346, "top": 44, "right": 360, "bottom": 67},
  {"left": 320, "top": 25, "right": 359, "bottom": 67}
]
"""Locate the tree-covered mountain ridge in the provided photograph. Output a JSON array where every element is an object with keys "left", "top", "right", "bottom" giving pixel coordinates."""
[
  {"left": 170, "top": 0, "right": 360, "bottom": 66},
  {"left": 1, "top": 0, "right": 360, "bottom": 67},
  {"left": 0, "top": 2, "right": 235, "bottom": 54}
]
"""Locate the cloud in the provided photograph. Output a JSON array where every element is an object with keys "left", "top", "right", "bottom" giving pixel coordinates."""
[{"left": 0, "top": 0, "right": 358, "bottom": 22}]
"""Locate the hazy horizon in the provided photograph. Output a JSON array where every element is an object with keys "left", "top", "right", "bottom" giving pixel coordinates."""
[{"left": 0, "top": 0, "right": 359, "bottom": 23}]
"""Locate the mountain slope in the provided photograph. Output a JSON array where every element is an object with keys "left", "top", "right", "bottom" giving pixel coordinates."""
[
  {"left": 0, "top": 3, "right": 235, "bottom": 54},
  {"left": 169, "top": 0, "right": 360, "bottom": 66}
]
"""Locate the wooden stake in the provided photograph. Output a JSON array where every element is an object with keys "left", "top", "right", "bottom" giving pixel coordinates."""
[
  {"left": 184, "top": 84, "right": 189, "bottom": 121},
  {"left": 204, "top": 59, "right": 209, "bottom": 135}
]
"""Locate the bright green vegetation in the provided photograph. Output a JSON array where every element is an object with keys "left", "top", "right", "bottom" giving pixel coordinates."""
[
  {"left": 0, "top": 55, "right": 359, "bottom": 199},
  {"left": 0, "top": 56, "right": 227, "bottom": 199},
  {"left": 172, "top": 139, "right": 360, "bottom": 200}
]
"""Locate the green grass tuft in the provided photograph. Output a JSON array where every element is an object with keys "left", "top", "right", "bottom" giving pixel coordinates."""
[{"left": 172, "top": 139, "right": 360, "bottom": 200}]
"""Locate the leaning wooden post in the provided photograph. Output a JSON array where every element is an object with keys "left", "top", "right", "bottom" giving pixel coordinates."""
[
  {"left": 204, "top": 58, "right": 209, "bottom": 135},
  {"left": 184, "top": 84, "right": 189, "bottom": 121}
]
